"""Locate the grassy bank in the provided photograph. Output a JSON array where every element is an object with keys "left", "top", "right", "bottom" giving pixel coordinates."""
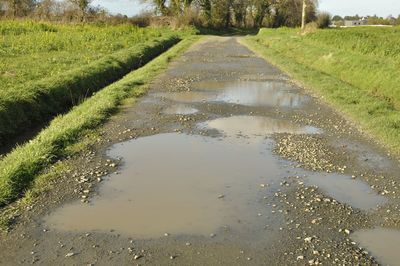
[
  {"left": 0, "top": 34, "right": 200, "bottom": 207},
  {"left": 243, "top": 27, "right": 400, "bottom": 154},
  {"left": 1, "top": 21, "right": 172, "bottom": 88},
  {"left": 0, "top": 21, "right": 189, "bottom": 145}
]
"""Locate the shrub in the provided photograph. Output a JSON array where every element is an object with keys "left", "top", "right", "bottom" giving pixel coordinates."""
[{"left": 317, "top": 12, "right": 332, "bottom": 29}]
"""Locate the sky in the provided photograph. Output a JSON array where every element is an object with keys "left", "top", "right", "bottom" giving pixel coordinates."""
[
  {"left": 91, "top": 0, "right": 149, "bottom": 17},
  {"left": 92, "top": 0, "right": 400, "bottom": 18},
  {"left": 318, "top": 0, "right": 400, "bottom": 17}
]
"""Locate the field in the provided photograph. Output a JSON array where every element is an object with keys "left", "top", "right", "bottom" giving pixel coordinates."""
[
  {"left": 243, "top": 26, "right": 400, "bottom": 154},
  {"left": 0, "top": 21, "right": 171, "bottom": 89},
  {"left": 0, "top": 21, "right": 186, "bottom": 145}
]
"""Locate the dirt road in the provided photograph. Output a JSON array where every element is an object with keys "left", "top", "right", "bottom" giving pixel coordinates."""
[{"left": 1, "top": 37, "right": 400, "bottom": 265}]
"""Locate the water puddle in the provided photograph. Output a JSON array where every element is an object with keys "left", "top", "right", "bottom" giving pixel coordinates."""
[
  {"left": 352, "top": 228, "right": 400, "bottom": 266},
  {"left": 45, "top": 133, "right": 288, "bottom": 239},
  {"left": 163, "top": 104, "right": 198, "bottom": 115},
  {"left": 198, "top": 81, "right": 308, "bottom": 107},
  {"left": 200, "top": 116, "right": 321, "bottom": 138},
  {"left": 157, "top": 91, "right": 210, "bottom": 103},
  {"left": 305, "top": 173, "right": 387, "bottom": 210},
  {"left": 44, "top": 116, "right": 385, "bottom": 242},
  {"left": 156, "top": 81, "right": 308, "bottom": 108}
]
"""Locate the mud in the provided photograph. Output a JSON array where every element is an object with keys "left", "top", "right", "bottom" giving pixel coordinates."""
[{"left": 0, "top": 37, "right": 399, "bottom": 266}]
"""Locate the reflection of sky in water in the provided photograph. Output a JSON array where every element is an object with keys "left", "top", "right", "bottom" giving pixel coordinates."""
[
  {"left": 45, "top": 119, "right": 384, "bottom": 239},
  {"left": 156, "top": 81, "right": 308, "bottom": 108},
  {"left": 353, "top": 228, "right": 400, "bottom": 266},
  {"left": 163, "top": 104, "right": 198, "bottom": 115},
  {"left": 201, "top": 116, "right": 321, "bottom": 138},
  {"left": 213, "top": 81, "right": 307, "bottom": 107},
  {"left": 45, "top": 133, "right": 286, "bottom": 239}
]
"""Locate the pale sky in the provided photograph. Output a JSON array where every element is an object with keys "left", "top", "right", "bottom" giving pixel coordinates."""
[
  {"left": 92, "top": 0, "right": 400, "bottom": 17},
  {"left": 318, "top": 0, "right": 400, "bottom": 17}
]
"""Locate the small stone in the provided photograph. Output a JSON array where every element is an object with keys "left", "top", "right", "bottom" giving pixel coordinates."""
[
  {"left": 297, "top": 255, "right": 304, "bottom": 260},
  {"left": 218, "top": 194, "right": 225, "bottom": 199},
  {"left": 65, "top": 252, "right": 75, "bottom": 257},
  {"left": 304, "top": 237, "right": 313, "bottom": 243},
  {"left": 133, "top": 254, "right": 142, "bottom": 260}
]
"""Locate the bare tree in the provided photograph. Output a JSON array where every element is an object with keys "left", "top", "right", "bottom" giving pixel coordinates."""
[
  {"left": 2, "top": 0, "right": 36, "bottom": 18},
  {"left": 68, "top": 0, "right": 92, "bottom": 21},
  {"left": 140, "top": 0, "right": 168, "bottom": 15},
  {"left": 35, "top": 0, "right": 54, "bottom": 20}
]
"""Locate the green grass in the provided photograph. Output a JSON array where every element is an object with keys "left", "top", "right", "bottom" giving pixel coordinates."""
[
  {"left": 0, "top": 20, "right": 173, "bottom": 87},
  {"left": 0, "top": 20, "right": 194, "bottom": 145},
  {"left": 242, "top": 27, "right": 400, "bottom": 155},
  {"left": 0, "top": 34, "right": 201, "bottom": 207}
]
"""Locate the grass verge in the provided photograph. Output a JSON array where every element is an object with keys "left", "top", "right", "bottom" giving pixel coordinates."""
[
  {"left": 0, "top": 34, "right": 181, "bottom": 146},
  {"left": 242, "top": 28, "right": 400, "bottom": 155},
  {"left": 0, "top": 35, "right": 200, "bottom": 207}
]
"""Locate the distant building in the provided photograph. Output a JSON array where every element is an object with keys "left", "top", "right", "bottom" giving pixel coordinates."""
[{"left": 344, "top": 18, "right": 368, "bottom": 26}]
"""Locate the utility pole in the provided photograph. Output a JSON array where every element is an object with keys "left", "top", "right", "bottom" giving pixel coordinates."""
[{"left": 301, "top": 0, "right": 307, "bottom": 30}]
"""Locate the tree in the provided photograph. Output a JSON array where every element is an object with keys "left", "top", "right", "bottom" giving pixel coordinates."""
[
  {"left": 197, "top": 0, "right": 211, "bottom": 25},
  {"left": 232, "top": 0, "right": 247, "bottom": 27},
  {"left": 35, "top": 0, "right": 54, "bottom": 20},
  {"left": 251, "top": 0, "right": 270, "bottom": 28},
  {"left": 272, "top": 0, "right": 316, "bottom": 28},
  {"left": 68, "top": 0, "right": 92, "bottom": 21},
  {"left": 211, "top": 0, "right": 232, "bottom": 28},
  {"left": 332, "top": 15, "right": 343, "bottom": 21},
  {"left": 2, "top": 0, "right": 36, "bottom": 17}
]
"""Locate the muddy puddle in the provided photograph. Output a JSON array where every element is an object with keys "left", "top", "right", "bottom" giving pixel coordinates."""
[
  {"left": 45, "top": 133, "right": 288, "bottom": 240},
  {"left": 200, "top": 116, "right": 321, "bottom": 138},
  {"left": 352, "top": 228, "right": 400, "bottom": 266},
  {"left": 305, "top": 173, "right": 387, "bottom": 210},
  {"left": 163, "top": 104, "right": 199, "bottom": 115},
  {"left": 156, "top": 80, "right": 308, "bottom": 108},
  {"left": 45, "top": 116, "right": 386, "bottom": 240}
]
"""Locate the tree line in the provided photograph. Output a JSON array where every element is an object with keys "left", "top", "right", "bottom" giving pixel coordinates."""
[
  {"left": 0, "top": 0, "right": 119, "bottom": 22},
  {"left": 332, "top": 14, "right": 400, "bottom": 26},
  {"left": 142, "top": 0, "right": 319, "bottom": 28},
  {"left": 0, "top": 0, "right": 322, "bottom": 28}
]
